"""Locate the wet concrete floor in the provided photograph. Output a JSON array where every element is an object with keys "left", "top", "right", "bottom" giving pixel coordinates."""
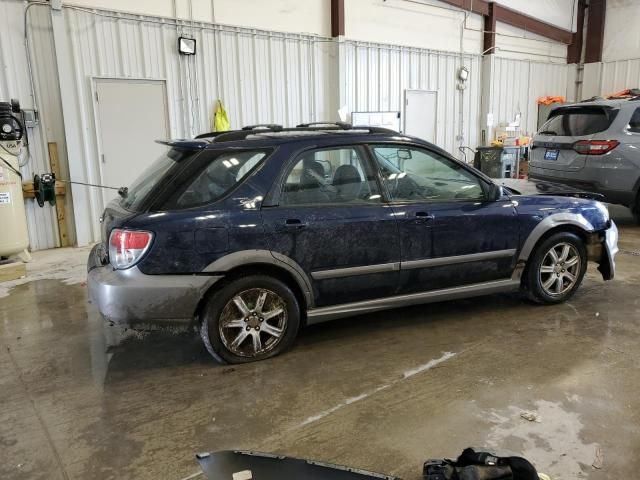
[{"left": 1, "top": 209, "right": 640, "bottom": 480}]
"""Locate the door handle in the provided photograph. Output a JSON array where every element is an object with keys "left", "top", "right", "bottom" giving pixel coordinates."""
[
  {"left": 414, "top": 211, "right": 434, "bottom": 224},
  {"left": 284, "top": 218, "right": 307, "bottom": 229}
]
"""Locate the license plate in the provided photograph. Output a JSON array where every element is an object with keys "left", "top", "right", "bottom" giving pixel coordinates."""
[{"left": 544, "top": 149, "right": 559, "bottom": 161}]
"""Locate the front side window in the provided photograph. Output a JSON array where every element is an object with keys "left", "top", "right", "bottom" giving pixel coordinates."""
[
  {"left": 370, "top": 145, "right": 485, "bottom": 202},
  {"left": 163, "top": 149, "right": 269, "bottom": 209},
  {"left": 280, "top": 146, "right": 381, "bottom": 205}
]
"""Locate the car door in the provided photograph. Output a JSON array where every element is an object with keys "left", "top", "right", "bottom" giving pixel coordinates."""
[
  {"left": 261, "top": 145, "right": 401, "bottom": 307},
  {"left": 368, "top": 144, "right": 519, "bottom": 294}
]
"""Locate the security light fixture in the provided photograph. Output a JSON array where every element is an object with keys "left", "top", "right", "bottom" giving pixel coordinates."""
[
  {"left": 457, "top": 66, "right": 469, "bottom": 82},
  {"left": 178, "top": 36, "right": 196, "bottom": 55}
]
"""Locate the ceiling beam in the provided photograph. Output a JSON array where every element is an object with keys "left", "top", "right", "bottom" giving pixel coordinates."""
[
  {"left": 483, "top": 2, "right": 496, "bottom": 55},
  {"left": 585, "top": 0, "right": 606, "bottom": 63},
  {"left": 492, "top": 4, "right": 573, "bottom": 44},
  {"left": 331, "top": 0, "right": 345, "bottom": 37},
  {"left": 567, "top": 0, "right": 586, "bottom": 64},
  {"left": 438, "top": 0, "right": 573, "bottom": 45}
]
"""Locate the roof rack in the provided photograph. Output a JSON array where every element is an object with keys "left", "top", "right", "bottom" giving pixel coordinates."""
[
  {"left": 207, "top": 123, "right": 397, "bottom": 143},
  {"left": 194, "top": 124, "right": 284, "bottom": 139},
  {"left": 295, "top": 121, "right": 352, "bottom": 129},
  {"left": 241, "top": 124, "right": 283, "bottom": 131}
]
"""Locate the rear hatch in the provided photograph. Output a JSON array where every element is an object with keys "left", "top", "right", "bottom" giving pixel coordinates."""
[{"left": 530, "top": 105, "right": 618, "bottom": 172}]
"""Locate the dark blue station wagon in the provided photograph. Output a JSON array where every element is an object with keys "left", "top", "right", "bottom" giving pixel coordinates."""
[{"left": 88, "top": 123, "right": 619, "bottom": 364}]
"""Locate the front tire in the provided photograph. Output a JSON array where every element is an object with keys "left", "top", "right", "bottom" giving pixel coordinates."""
[
  {"left": 523, "top": 232, "right": 587, "bottom": 304},
  {"left": 200, "top": 275, "right": 300, "bottom": 364}
]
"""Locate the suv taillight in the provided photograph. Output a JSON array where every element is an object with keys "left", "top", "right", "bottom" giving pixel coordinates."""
[
  {"left": 573, "top": 140, "right": 619, "bottom": 155},
  {"left": 109, "top": 229, "right": 153, "bottom": 269}
]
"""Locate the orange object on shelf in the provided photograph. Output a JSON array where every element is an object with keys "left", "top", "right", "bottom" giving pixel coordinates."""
[{"left": 537, "top": 96, "right": 566, "bottom": 105}]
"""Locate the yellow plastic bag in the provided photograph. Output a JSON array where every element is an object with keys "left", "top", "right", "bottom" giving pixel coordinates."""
[{"left": 213, "top": 99, "right": 230, "bottom": 132}]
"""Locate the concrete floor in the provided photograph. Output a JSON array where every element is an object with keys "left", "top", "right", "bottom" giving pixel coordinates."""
[{"left": 2, "top": 208, "right": 640, "bottom": 480}]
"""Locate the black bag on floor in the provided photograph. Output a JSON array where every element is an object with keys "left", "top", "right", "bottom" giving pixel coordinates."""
[{"left": 423, "top": 447, "right": 539, "bottom": 480}]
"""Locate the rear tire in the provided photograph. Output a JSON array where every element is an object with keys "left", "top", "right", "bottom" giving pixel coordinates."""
[
  {"left": 200, "top": 275, "right": 300, "bottom": 364},
  {"left": 523, "top": 232, "right": 587, "bottom": 304},
  {"left": 632, "top": 194, "right": 640, "bottom": 225}
]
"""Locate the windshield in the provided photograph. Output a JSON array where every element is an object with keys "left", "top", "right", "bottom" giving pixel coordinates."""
[{"left": 120, "top": 148, "right": 197, "bottom": 211}]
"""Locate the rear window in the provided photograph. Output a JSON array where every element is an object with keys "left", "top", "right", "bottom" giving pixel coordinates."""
[
  {"left": 538, "top": 106, "right": 617, "bottom": 136},
  {"left": 161, "top": 149, "right": 270, "bottom": 209},
  {"left": 120, "top": 148, "right": 196, "bottom": 211}
]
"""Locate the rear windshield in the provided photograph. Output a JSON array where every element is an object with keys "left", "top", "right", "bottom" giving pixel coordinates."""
[
  {"left": 538, "top": 106, "right": 617, "bottom": 136},
  {"left": 120, "top": 148, "right": 196, "bottom": 211},
  {"left": 161, "top": 149, "right": 270, "bottom": 209}
]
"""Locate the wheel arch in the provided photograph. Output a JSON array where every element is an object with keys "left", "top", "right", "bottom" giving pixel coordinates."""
[
  {"left": 194, "top": 250, "right": 313, "bottom": 324},
  {"left": 513, "top": 213, "right": 595, "bottom": 281}
]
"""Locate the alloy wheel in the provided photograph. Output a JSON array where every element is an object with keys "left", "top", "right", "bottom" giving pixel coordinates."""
[
  {"left": 218, "top": 288, "right": 288, "bottom": 358},
  {"left": 539, "top": 242, "right": 581, "bottom": 297}
]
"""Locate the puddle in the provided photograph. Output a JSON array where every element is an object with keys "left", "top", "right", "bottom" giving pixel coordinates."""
[{"left": 484, "top": 400, "right": 599, "bottom": 478}]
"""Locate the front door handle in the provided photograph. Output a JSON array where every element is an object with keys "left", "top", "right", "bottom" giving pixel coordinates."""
[{"left": 414, "top": 211, "right": 434, "bottom": 224}]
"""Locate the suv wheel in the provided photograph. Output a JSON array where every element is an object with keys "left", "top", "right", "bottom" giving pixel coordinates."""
[
  {"left": 200, "top": 275, "right": 300, "bottom": 364},
  {"left": 632, "top": 194, "right": 640, "bottom": 225},
  {"left": 523, "top": 232, "right": 587, "bottom": 304}
]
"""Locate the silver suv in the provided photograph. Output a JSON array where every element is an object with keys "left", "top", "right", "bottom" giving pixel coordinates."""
[{"left": 529, "top": 99, "right": 640, "bottom": 221}]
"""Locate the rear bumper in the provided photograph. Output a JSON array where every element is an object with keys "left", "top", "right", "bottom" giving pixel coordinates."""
[
  {"left": 87, "top": 246, "right": 223, "bottom": 326},
  {"left": 528, "top": 171, "right": 635, "bottom": 206}
]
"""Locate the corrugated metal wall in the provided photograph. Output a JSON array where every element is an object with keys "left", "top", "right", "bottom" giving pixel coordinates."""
[
  {"left": 29, "top": 5, "right": 335, "bottom": 245},
  {"left": 584, "top": 58, "right": 640, "bottom": 98},
  {"left": 344, "top": 41, "right": 482, "bottom": 157},
  {"left": 7, "top": 2, "right": 580, "bottom": 249},
  {"left": 487, "top": 57, "right": 577, "bottom": 135},
  {"left": 0, "top": 0, "right": 61, "bottom": 251}
]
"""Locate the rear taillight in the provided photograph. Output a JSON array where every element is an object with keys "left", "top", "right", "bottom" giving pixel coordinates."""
[
  {"left": 573, "top": 140, "right": 619, "bottom": 155},
  {"left": 109, "top": 229, "right": 153, "bottom": 269}
]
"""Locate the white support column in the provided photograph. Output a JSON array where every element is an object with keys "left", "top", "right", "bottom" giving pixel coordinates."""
[
  {"left": 479, "top": 54, "right": 496, "bottom": 147},
  {"left": 50, "top": 6, "right": 93, "bottom": 246}
]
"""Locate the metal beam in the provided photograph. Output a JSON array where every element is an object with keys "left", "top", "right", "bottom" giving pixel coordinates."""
[
  {"left": 331, "top": 0, "right": 345, "bottom": 37},
  {"left": 483, "top": 2, "right": 496, "bottom": 55},
  {"left": 439, "top": 0, "right": 573, "bottom": 45},
  {"left": 585, "top": 0, "right": 606, "bottom": 63},
  {"left": 567, "top": 0, "right": 586, "bottom": 64},
  {"left": 492, "top": 4, "right": 573, "bottom": 44}
]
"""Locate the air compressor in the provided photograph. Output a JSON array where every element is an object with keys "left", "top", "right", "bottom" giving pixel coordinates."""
[{"left": 0, "top": 99, "right": 30, "bottom": 258}]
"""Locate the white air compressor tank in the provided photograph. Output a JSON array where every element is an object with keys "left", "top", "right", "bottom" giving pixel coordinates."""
[{"left": 0, "top": 139, "right": 29, "bottom": 257}]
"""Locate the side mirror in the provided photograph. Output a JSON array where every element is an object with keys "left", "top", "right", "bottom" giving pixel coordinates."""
[{"left": 488, "top": 183, "right": 502, "bottom": 201}]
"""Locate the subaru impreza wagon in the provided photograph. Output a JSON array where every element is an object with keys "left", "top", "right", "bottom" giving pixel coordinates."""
[{"left": 88, "top": 123, "right": 618, "bottom": 364}]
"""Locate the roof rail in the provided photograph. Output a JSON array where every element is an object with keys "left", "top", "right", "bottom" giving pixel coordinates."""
[
  {"left": 296, "top": 121, "right": 352, "bottom": 129},
  {"left": 199, "top": 124, "right": 399, "bottom": 143},
  {"left": 241, "top": 124, "right": 283, "bottom": 131}
]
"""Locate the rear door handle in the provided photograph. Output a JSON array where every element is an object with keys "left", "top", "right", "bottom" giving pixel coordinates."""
[
  {"left": 284, "top": 218, "right": 307, "bottom": 229},
  {"left": 414, "top": 211, "right": 434, "bottom": 224}
]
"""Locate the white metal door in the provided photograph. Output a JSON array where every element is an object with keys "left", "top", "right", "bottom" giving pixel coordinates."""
[
  {"left": 404, "top": 90, "right": 437, "bottom": 142},
  {"left": 94, "top": 78, "right": 170, "bottom": 204}
]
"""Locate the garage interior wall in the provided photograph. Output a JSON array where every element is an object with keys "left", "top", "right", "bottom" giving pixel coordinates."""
[
  {"left": 486, "top": 56, "right": 577, "bottom": 136},
  {"left": 1, "top": 0, "right": 579, "bottom": 249},
  {"left": 0, "top": 1, "right": 63, "bottom": 250},
  {"left": 581, "top": 0, "right": 640, "bottom": 99},
  {"left": 344, "top": 42, "right": 482, "bottom": 155}
]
